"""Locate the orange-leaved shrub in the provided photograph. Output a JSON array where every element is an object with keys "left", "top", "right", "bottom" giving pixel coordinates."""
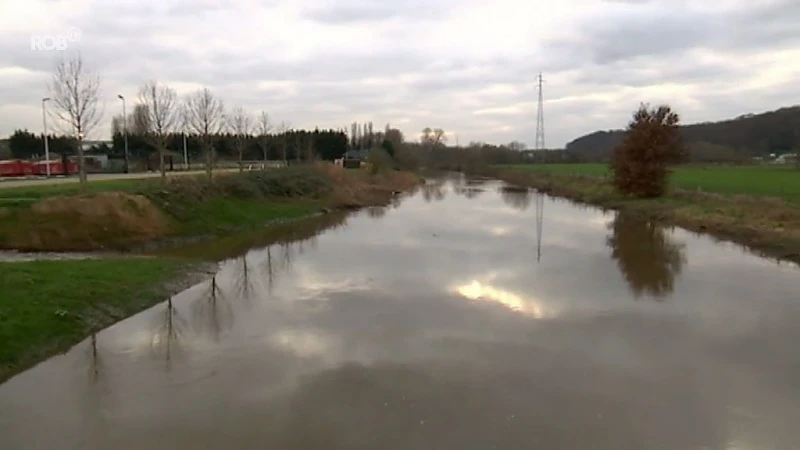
[{"left": 611, "top": 103, "right": 685, "bottom": 198}]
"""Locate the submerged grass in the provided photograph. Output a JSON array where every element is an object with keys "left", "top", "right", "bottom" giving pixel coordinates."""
[
  {"left": 0, "top": 257, "right": 208, "bottom": 383},
  {"left": 481, "top": 166, "right": 800, "bottom": 263}
]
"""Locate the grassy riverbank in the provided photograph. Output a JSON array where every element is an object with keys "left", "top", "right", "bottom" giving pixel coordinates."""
[
  {"left": 503, "top": 163, "right": 800, "bottom": 203},
  {"left": 0, "top": 257, "right": 210, "bottom": 383},
  {"left": 0, "top": 164, "right": 420, "bottom": 252},
  {"left": 480, "top": 165, "right": 800, "bottom": 264}
]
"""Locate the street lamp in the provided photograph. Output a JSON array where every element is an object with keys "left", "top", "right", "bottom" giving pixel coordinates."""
[
  {"left": 41, "top": 97, "right": 51, "bottom": 177},
  {"left": 117, "top": 94, "right": 129, "bottom": 173}
]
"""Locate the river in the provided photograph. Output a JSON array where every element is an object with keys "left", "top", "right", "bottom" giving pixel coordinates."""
[{"left": 1, "top": 175, "right": 799, "bottom": 449}]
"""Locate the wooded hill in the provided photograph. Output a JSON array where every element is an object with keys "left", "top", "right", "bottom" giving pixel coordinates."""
[{"left": 566, "top": 106, "right": 800, "bottom": 162}]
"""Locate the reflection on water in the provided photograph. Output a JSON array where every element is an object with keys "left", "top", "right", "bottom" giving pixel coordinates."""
[
  {"left": 232, "top": 256, "right": 258, "bottom": 305},
  {"left": 452, "top": 280, "right": 546, "bottom": 319},
  {"left": 192, "top": 277, "right": 234, "bottom": 341},
  {"left": 421, "top": 178, "right": 446, "bottom": 202},
  {"left": 451, "top": 174, "right": 484, "bottom": 199},
  {"left": 498, "top": 185, "right": 545, "bottom": 262},
  {"left": 87, "top": 333, "right": 102, "bottom": 384},
  {"left": 2, "top": 177, "right": 800, "bottom": 449},
  {"left": 606, "top": 212, "right": 686, "bottom": 300},
  {"left": 161, "top": 211, "right": 350, "bottom": 261},
  {"left": 149, "top": 298, "right": 186, "bottom": 369},
  {"left": 535, "top": 191, "right": 544, "bottom": 262},
  {"left": 366, "top": 206, "right": 387, "bottom": 218},
  {"left": 499, "top": 185, "right": 532, "bottom": 211}
]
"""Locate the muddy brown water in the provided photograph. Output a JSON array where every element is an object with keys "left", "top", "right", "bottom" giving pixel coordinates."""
[{"left": 2, "top": 175, "right": 800, "bottom": 449}]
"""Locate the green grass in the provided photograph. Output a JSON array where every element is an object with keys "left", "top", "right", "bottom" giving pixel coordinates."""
[
  {"left": 167, "top": 198, "right": 323, "bottom": 236},
  {"left": 504, "top": 164, "right": 800, "bottom": 202},
  {"left": 0, "top": 257, "right": 196, "bottom": 382},
  {"left": 160, "top": 210, "right": 349, "bottom": 260},
  {"left": 0, "top": 178, "right": 159, "bottom": 200}
]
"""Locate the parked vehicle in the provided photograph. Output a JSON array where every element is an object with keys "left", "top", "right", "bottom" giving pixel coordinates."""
[{"left": 0, "top": 159, "right": 77, "bottom": 177}]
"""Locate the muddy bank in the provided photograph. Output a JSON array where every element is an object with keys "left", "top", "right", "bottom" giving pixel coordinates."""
[{"left": 475, "top": 166, "right": 800, "bottom": 264}]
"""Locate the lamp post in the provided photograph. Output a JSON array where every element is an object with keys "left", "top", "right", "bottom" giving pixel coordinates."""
[
  {"left": 117, "top": 94, "right": 129, "bottom": 173},
  {"left": 41, "top": 97, "right": 51, "bottom": 177}
]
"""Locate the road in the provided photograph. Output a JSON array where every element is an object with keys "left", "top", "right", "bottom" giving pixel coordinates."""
[{"left": 0, "top": 170, "right": 232, "bottom": 189}]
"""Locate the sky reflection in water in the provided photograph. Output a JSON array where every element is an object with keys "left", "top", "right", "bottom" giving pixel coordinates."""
[{"left": 1, "top": 175, "right": 800, "bottom": 449}]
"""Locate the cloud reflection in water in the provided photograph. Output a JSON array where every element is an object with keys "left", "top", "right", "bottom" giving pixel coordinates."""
[{"left": 451, "top": 280, "right": 547, "bottom": 319}]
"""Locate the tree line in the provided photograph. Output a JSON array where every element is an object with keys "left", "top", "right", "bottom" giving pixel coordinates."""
[
  {"left": 566, "top": 105, "right": 800, "bottom": 163},
  {"left": 15, "top": 53, "right": 413, "bottom": 186},
  {"left": 5, "top": 127, "right": 348, "bottom": 166}
]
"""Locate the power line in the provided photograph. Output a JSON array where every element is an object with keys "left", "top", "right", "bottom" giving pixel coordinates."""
[{"left": 535, "top": 72, "right": 545, "bottom": 151}]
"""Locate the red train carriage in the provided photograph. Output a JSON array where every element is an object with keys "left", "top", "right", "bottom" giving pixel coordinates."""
[{"left": 0, "top": 159, "right": 76, "bottom": 177}]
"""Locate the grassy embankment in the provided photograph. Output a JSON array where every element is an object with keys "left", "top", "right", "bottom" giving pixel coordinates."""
[
  {"left": 0, "top": 257, "right": 210, "bottom": 383},
  {"left": 489, "top": 163, "right": 800, "bottom": 263},
  {"left": 0, "top": 164, "right": 420, "bottom": 383},
  {"left": 0, "top": 164, "right": 420, "bottom": 251}
]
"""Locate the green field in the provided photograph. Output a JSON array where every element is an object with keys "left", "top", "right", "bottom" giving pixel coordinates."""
[
  {"left": 0, "top": 257, "right": 196, "bottom": 382},
  {"left": 504, "top": 164, "right": 800, "bottom": 202}
]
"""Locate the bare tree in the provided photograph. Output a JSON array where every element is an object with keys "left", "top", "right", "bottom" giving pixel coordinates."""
[
  {"left": 227, "top": 106, "right": 253, "bottom": 172},
  {"left": 276, "top": 121, "right": 290, "bottom": 166},
  {"left": 421, "top": 127, "right": 432, "bottom": 144},
  {"left": 48, "top": 54, "right": 103, "bottom": 186},
  {"left": 184, "top": 88, "right": 225, "bottom": 179},
  {"left": 256, "top": 111, "right": 272, "bottom": 164},
  {"left": 506, "top": 141, "right": 526, "bottom": 151},
  {"left": 138, "top": 80, "right": 179, "bottom": 181},
  {"left": 131, "top": 103, "right": 151, "bottom": 135},
  {"left": 111, "top": 115, "right": 123, "bottom": 136},
  {"left": 350, "top": 122, "right": 358, "bottom": 149},
  {"left": 420, "top": 127, "right": 447, "bottom": 148}
]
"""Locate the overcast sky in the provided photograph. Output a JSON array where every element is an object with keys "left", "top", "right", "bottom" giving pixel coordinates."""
[{"left": 1, "top": 0, "right": 799, "bottom": 147}]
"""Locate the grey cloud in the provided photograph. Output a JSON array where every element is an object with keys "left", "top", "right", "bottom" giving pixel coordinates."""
[
  {"left": 570, "top": 55, "right": 748, "bottom": 89},
  {"left": 2, "top": 0, "right": 799, "bottom": 148},
  {"left": 547, "top": 0, "right": 800, "bottom": 66},
  {"left": 303, "top": 0, "right": 461, "bottom": 24}
]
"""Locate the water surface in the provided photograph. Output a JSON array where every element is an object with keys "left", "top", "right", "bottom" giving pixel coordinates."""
[{"left": 2, "top": 175, "right": 800, "bottom": 449}]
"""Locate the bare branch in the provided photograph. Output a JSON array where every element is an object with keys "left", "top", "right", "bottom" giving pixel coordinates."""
[
  {"left": 47, "top": 53, "right": 103, "bottom": 185},
  {"left": 256, "top": 111, "right": 271, "bottom": 137},
  {"left": 227, "top": 106, "right": 253, "bottom": 172},
  {"left": 132, "top": 104, "right": 151, "bottom": 135},
  {"left": 277, "top": 121, "right": 290, "bottom": 164},
  {"left": 256, "top": 111, "right": 272, "bottom": 162},
  {"left": 138, "top": 80, "right": 178, "bottom": 180},
  {"left": 184, "top": 88, "right": 225, "bottom": 178}
]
